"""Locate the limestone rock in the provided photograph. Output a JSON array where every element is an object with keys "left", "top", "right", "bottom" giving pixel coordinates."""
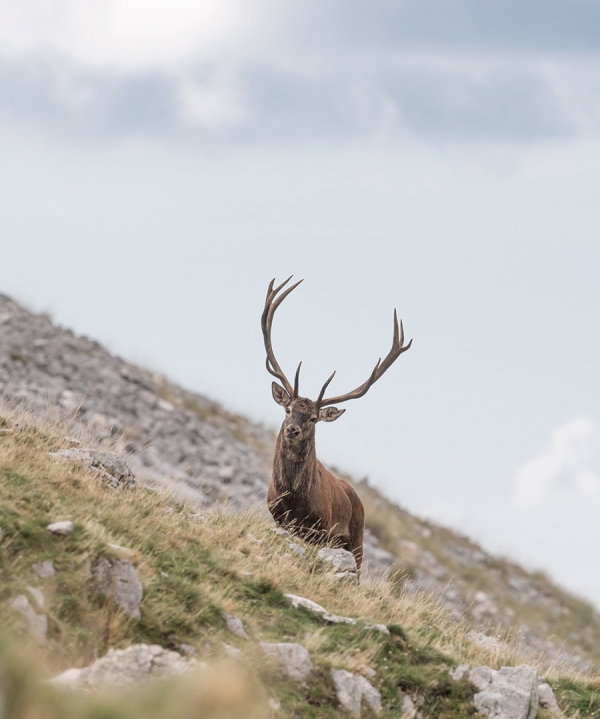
[
  {"left": 51, "top": 449, "right": 136, "bottom": 490},
  {"left": 32, "top": 560, "right": 55, "bottom": 578},
  {"left": 221, "top": 612, "right": 249, "bottom": 640},
  {"left": 261, "top": 642, "right": 313, "bottom": 681},
  {"left": 93, "top": 557, "right": 143, "bottom": 620},
  {"left": 317, "top": 547, "right": 357, "bottom": 573},
  {"left": 364, "top": 623, "right": 390, "bottom": 635},
  {"left": 271, "top": 528, "right": 290, "bottom": 537},
  {"left": 450, "top": 664, "right": 470, "bottom": 680},
  {"left": 284, "top": 593, "right": 356, "bottom": 624},
  {"left": 287, "top": 542, "right": 306, "bottom": 559},
  {"left": 25, "top": 586, "right": 45, "bottom": 611},
  {"left": 471, "top": 665, "right": 538, "bottom": 719},
  {"left": 50, "top": 644, "right": 193, "bottom": 688},
  {"left": 9, "top": 594, "right": 47, "bottom": 645},
  {"left": 331, "top": 669, "right": 381, "bottom": 717},
  {"left": 538, "top": 682, "right": 562, "bottom": 716},
  {"left": 47, "top": 520, "right": 74, "bottom": 535}
]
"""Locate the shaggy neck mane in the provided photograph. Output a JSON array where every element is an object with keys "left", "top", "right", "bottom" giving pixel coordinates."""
[{"left": 274, "top": 425, "right": 317, "bottom": 493}]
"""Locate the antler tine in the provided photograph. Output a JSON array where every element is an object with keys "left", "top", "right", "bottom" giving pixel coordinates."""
[
  {"left": 293, "top": 362, "right": 302, "bottom": 398},
  {"left": 318, "top": 310, "right": 412, "bottom": 407},
  {"left": 316, "top": 370, "right": 336, "bottom": 406},
  {"left": 262, "top": 277, "right": 303, "bottom": 397}
]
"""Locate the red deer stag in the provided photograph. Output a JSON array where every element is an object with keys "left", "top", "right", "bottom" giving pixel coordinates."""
[{"left": 262, "top": 277, "right": 412, "bottom": 576}]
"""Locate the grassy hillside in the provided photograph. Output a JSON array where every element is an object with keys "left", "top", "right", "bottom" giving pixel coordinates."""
[{"left": 1, "top": 407, "right": 600, "bottom": 718}]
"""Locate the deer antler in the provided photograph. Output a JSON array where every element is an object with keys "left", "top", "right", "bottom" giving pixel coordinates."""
[
  {"left": 262, "top": 276, "right": 303, "bottom": 398},
  {"left": 317, "top": 309, "right": 412, "bottom": 407}
]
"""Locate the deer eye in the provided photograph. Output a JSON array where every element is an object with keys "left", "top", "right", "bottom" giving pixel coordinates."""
[
  {"left": 309, "top": 417, "right": 317, "bottom": 423},
  {"left": 285, "top": 408, "right": 291, "bottom": 414}
]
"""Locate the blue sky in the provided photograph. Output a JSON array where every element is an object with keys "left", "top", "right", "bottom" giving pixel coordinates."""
[{"left": 2, "top": 1, "right": 600, "bottom": 606}]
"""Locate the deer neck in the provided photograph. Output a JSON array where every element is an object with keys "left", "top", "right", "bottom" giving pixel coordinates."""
[{"left": 273, "top": 427, "right": 318, "bottom": 493}]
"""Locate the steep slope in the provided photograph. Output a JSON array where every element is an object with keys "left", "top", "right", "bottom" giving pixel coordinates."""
[
  {"left": 1, "top": 292, "right": 600, "bottom": 672},
  {"left": 1, "top": 411, "right": 599, "bottom": 719}
]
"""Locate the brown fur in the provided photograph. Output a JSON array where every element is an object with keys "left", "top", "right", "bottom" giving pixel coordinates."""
[{"left": 267, "top": 393, "right": 365, "bottom": 575}]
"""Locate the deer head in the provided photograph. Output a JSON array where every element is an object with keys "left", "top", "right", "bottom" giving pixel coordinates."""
[{"left": 262, "top": 276, "right": 412, "bottom": 445}]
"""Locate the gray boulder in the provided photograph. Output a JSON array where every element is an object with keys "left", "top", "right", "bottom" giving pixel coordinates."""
[
  {"left": 471, "top": 665, "right": 538, "bottom": 719},
  {"left": 538, "top": 682, "right": 562, "bottom": 716},
  {"left": 9, "top": 594, "right": 47, "bottom": 645},
  {"left": 51, "top": 644, "right": 193, "bottom": 688},
  {"left": 51, "top": 449, "right": 136, "bottom": 490},
  {"left": 93, "top": 557, "right": 143, "bottom": 620},
  {"left": 331, "top": 669, "right": 381, "bottom": 717},
  {"left": 261, "top": 642, "right": 313, "bottom": 681},
  {"left": 47, "top": 521, "right": 74, "bottom": 535},
  {"left": 317, "top": 547, "right": 357, "bottom": 573},
  {"left": 284, "top": 593, "right": 356, "bottom": 624},
  {"left": 221, "top": 612, "right": 249, "bottom": 640},
  {"left": 32, "top": 560, "right": 55, "bottom": 578}
]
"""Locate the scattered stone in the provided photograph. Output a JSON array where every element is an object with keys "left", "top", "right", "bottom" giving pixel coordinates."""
[
  {"left": 538, "top": 682, "right": 562, "bottom": 716},
  {"left": 284, "top": 594, "right": 356, "bottom": 624},
  {"left": 222, "top": 643, "right": 242, "bottom": 660},
  {"left": 32, "top": 560, "right": 55, "bottom": 578},
  {"left": 317, "top": 547, "right": 357, "bottom": 573},
  {"left": 221, "top": 612, "right": 249, "bottom": 640},
  {"left": 247, "top": 534, "right": 263, "bottom": 544},
  {"left": 450, "top": 664, "right": 470, "bottom": 680},
  {"left": 47, "top": 520, "right": 74, "bottom": 535},
  {"left": 177, "top": 643, "right": 197, "bottom": 656},
  {"left": 189, "top": 513, "right": 204, "bottom": 521},
  {"left": 261, "top": 643, "right": 313, "bottom": 681},
  {"left": 9, "top": 594, "right": 47, "bottom": 645},
  {"left": 51, "top": 449, "right": 137, "bottom": 490},
  {"left": 467, "top": 630, "right": 502, "bottom": 653},
  {"left": 93, "top": 557, "right": 143, "bottom": 620},
  {"left": 240, "top": 570, "right": 253, "bottom": 577},
  {"left": 106, "top": 543, "right": 136, "bottom": 558},
  {"left": 271, "top": 527, "right": 290, "bottom": 537},
  {"left": 331, "top": 669, "right": 381, "bottom": 716},
  {"left": 162, "top": 506, "right": 174, "bottom": 514},
  {"left": 287, "top": 542, "right": 306, "bottom": 559},
  {"left": 25, "top": 586, "right": 45, "bottom": 611},
  {"left": 364, "top": 623, "right": 390, "bottom": 635},
  {"left": 50, "top": 644, "right": 193, "bottom": 688},
  {"left": 401, "top": 694, "right": 416, "bottom": 717},
  {"left": 470, "top": 665, "right": 538, "bottom": 719},
  {"left": 356, "top": 664, "right": 376, "bottom": 679}
]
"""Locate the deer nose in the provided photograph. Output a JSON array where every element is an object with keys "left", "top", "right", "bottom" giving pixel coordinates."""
[{"left": 285, "top": 425, "right": 300, "bottom": 438}]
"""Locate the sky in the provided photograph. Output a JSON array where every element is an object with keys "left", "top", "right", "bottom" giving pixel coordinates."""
[{"left": 2, "top": 1, "right": 600, "bottom": 606}]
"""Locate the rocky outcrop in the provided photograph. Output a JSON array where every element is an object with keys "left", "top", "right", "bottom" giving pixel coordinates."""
[
  {"left": 470, "top": 665, "right": 538, "bottom": 719},
  {"left": 331, "top": 669, "right": 381, "bottom": 717},
  {"left": 51, "top": 449, "right": 136, "bottom": 490},
  {"left": 0, "top": 293, "right": 269, "bottom": 509},
  {"left": 50, "top": 644, "right": 195, "bottom": 688},
  {"left": 284, "top": 594, "right": 356, "bottom": 625},
  {"left": 93, "top": 557, "right": 143, "bottom": 620},
  {"left": 9, "top": 591, "right": 47, "bottom": 646},
  {"left": 261, "top": 643, "right": 313, "bottom": 680}
]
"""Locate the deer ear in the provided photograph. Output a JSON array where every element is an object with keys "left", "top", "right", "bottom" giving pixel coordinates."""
[
  {"left": 318, "top": 406, "right": 346, "bottom": 422},
  {"left": 272, "top": 382, "right": 291, "bottom": 407}
]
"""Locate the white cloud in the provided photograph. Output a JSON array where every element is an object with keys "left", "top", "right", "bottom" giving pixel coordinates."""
[
  {"left": 513, "top": 418, "right": 597, "bottom": 508},
  {"left": 0, "top": 0, "right": 269, "bottom": 72},
  {"left": 177, "top": 73, "right": 248, "bottom": 127}
]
